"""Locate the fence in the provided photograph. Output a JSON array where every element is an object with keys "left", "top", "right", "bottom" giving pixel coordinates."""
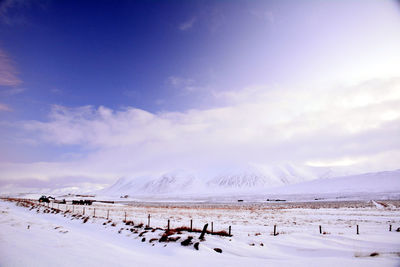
[
  {"left": 3, "top": 197, "right": 399, "bottom": 237},
  {"left": 4, "top": 198, "right": 233, "bottom": 237}
]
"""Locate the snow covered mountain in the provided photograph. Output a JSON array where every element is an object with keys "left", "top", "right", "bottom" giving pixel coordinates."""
[
  {"left": 207, "top": 164, "right": 334, "bottom": 189},
  {"left": 100, "top": 164, "right": 361, "bottom": 197},
  {"left": 267, "top": 169, "right": 400, "bottom": 195},
  {"left": 141, "top": 170, "right": 205, "bottom": 194}
]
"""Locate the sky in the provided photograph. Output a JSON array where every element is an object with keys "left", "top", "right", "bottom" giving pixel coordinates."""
[{"left": 0, "top": 0, "right": 400, "bottom": 192}]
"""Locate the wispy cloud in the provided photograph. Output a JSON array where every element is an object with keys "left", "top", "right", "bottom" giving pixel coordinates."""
[
  {"left": 167, "top": 76, "right": 194, "bottom": 87},
  {"left": 264, "top": 11, "right": 275, "bottom": 24},
  {"left": 50, "top": 88, "right": 62, "bottom": 94},
  {"left": 167, "top": 76, "right": 197, "bottom": 92},
  {"left": 0, "top": 103, "right": 12, "bottom": 111},
  {"left": 179, "top": 17, "right": 196, "bottom": 31},
  {"left": 0, "top": 0, "right": 28, "bottom": 25},
  {"left": 250, "top": 9, "right": 275, "bottom": 25},
  {"left": 0, "top": 48, "right": 21, "bottom": 87},
  {"left": 1, "top": 87, "right": 25, "bottom": 96}
]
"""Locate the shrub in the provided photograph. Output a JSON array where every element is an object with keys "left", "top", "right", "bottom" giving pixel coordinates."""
[
  {"left": 135, "top": 223, "right": 144, "bottom": 228},
  {"left": 180, "top": 236, "right": 193, "bottom": 246},
  {"left": 125, "top": 220, "right": 134, "bottom": 226}
]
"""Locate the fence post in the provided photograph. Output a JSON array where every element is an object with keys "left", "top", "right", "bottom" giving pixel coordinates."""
[
  {"left": 167, "top": 219, "right": 170, "bottom": 231},
  {"left": 124, "top": 211, "right": 126, "bottom": 222},
  {"left": 190, "top": 219, "right": 193, "bottom": 231},
  {"left": 274, "top": 225, "right": 277, "bottom": 236},
  {"left": 389, "top": 225, "right": 392, "bottom": 231},
  {"left": 199, "top": 223, "right": 208, "bottom": 240},
  {"left": 211, "top": 222, "right": 214, "bottom": 233},
  {"left": 147, "top": 214, "right": 151, "bottom": 227},
  {"left": 83, "top": 207, "right": 85, "bottom": 215},
  {"left": 319, "top": 225, "right": 322, "bottom": 234},
  {"left": 107, "top": 210, "right": 109, "bottom": 220},
  {"left": 356, "top": 225, "right": 359, "bottom": 235},
  {"left": 229, "top": 226, "right": 231, "bottom": 236}
]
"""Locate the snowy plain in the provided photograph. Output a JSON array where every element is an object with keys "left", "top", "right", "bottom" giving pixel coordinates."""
[{"left": 1, "top": 198, "right": 399, "bottom": 267}]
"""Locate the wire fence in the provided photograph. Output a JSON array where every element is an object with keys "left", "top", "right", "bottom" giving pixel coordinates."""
[{"left": 3, "top": 197, "right": 400, "bottom": 237}]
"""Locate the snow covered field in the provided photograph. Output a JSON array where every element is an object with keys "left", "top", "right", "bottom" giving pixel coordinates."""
[{"left": 1, "top": 198, "right": 400, "bottom": 266}]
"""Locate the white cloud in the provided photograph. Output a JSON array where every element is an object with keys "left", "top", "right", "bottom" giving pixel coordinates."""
[
  {"left": 1, "top": 76, "right": 397, "bottom": 186},
  {"left": 179, "top": 17, "right": 196, "bottom": 31}
]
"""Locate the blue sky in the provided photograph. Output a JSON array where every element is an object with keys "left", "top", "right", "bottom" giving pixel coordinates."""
[
  {"left": 2, "top": 0, "right": 398, "bottom": 116},
  {"left": 1, "top": 0, "right": 400, "bottom": 191}
]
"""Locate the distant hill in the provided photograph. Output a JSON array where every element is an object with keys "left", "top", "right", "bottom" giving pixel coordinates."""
[{"left": 99, "top": 165, "right": 400, "bottom": 198}]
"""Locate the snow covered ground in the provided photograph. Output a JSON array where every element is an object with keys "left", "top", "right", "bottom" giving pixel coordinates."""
[{"left": 1, "top": 199, "right": 400, "bottom": 266}]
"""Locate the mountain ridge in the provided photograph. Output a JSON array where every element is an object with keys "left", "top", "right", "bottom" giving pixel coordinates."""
[{"left": 101, "top": 165, "right": 399, "bottom": 197}]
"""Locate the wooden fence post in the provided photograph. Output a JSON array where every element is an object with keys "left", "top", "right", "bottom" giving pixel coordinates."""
[
  {"left": 211, "top": 222, "right": 214, "bottom": 233},
  {"left": 229, "top": 226, "right": 231, "bottom": 236},
  {"left": 167, "top": 219, "right": 170, "bottom": 231},
  {"left": 124, "top": 211, "right": 126, "bottom": 222},
  {"left": 107, "top": 210, "right": 109, "bottom": 220},
  {"left": 356, "top": 225, "right": 359, "bottom": 235},
  {"left": 147, "top": 214, "right": 151, "bottom": 227},
  {"left": 274, "top": 225, "right": 277, "bottom": 236},
  {"left": 389, "top": 225, "right": 392, "bottom": 231},
  {"left": 199, "top": 223, "right": 208, "bottom": 240},
  {"left": 190, "top": 219, "right": 193, "bottom": 231},
  {"left": 319, "top": 225, "right": 322, "bottom": 234}
]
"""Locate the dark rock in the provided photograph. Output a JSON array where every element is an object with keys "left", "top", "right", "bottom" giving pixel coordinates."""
[
  {"left": 181, "top": 236, "right": 193, "bottom": 246},
  {"left": 214, "top": 248, "right": 222, "bottom": 253},
  {"left": 138, "top": 231, "right": 148, "bottom": 237},
  {"left": 168, "top": 236, "right": 180, "bottom": 242}
]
